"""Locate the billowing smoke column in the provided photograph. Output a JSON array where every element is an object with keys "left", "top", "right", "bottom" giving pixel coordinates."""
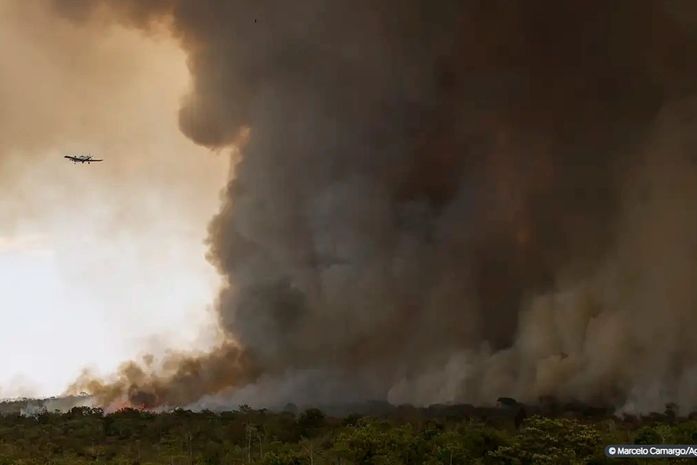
[{"left": 56, "top": 0, "right": 697, "bottom": 413}]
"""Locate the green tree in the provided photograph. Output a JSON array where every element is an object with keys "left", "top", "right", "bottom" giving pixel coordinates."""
[{"left": 488, "top": 416, "right": 600, "bottom": 465}]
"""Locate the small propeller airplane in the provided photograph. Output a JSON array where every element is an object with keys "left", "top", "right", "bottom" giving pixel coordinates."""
[{"left": 64, "top": 154, "right": 103, "bottom": 164}]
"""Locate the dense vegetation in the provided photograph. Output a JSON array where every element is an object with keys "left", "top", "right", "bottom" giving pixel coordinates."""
[{"left": 0, "top": 403, "right": 695, "bottom": 464}]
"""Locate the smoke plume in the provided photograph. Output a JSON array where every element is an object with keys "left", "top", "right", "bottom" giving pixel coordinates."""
[{"left": 55, "top": 0, "right": 697, "bottom": 413}]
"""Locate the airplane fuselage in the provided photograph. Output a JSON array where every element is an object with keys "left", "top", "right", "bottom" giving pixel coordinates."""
[{"left": 64, "top": 155, "right": 103, "bottom": 164}]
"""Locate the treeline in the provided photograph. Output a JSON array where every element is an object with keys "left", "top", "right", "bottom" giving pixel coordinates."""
[{"left": 0, "top": 404, "right": 696, "bottom": 464}]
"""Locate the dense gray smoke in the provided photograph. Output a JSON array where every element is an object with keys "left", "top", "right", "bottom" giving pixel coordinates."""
[{"left": 55, "top": 0, "right": 697, "bottom": 413}]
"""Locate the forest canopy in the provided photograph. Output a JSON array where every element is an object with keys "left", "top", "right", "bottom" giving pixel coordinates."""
[{"left": 0, "top": 403, "right": 694, "bottom": 464}]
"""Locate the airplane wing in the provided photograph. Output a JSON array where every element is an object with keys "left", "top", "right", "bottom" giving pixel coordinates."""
[{"left": 64, "top": 155, "right": 102, "bottom": 162}]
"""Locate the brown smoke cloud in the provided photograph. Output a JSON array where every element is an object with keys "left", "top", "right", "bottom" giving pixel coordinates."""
[
  {"left": 54, "top": 0, "right": 697, "bottom": 413},
  {"left": 69, "top": 341, "right": 258, "bottom": 409}
]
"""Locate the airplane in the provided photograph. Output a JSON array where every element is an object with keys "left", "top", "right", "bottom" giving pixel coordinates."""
[{"left": 64, "top": 154, "right": 103, "bottom": 164}]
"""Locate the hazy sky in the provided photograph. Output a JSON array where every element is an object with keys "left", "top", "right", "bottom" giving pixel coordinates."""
[{"left": 0, "top": 1, "right": 228, "bottom": 398}]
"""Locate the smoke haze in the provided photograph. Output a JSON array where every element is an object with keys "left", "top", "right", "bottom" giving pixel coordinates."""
[
  {"left": 47, "top": 0, "right": 697, "bottom": 413},
  {"left": 0, "top": 0, "right": 227, "bottom": 397}
]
